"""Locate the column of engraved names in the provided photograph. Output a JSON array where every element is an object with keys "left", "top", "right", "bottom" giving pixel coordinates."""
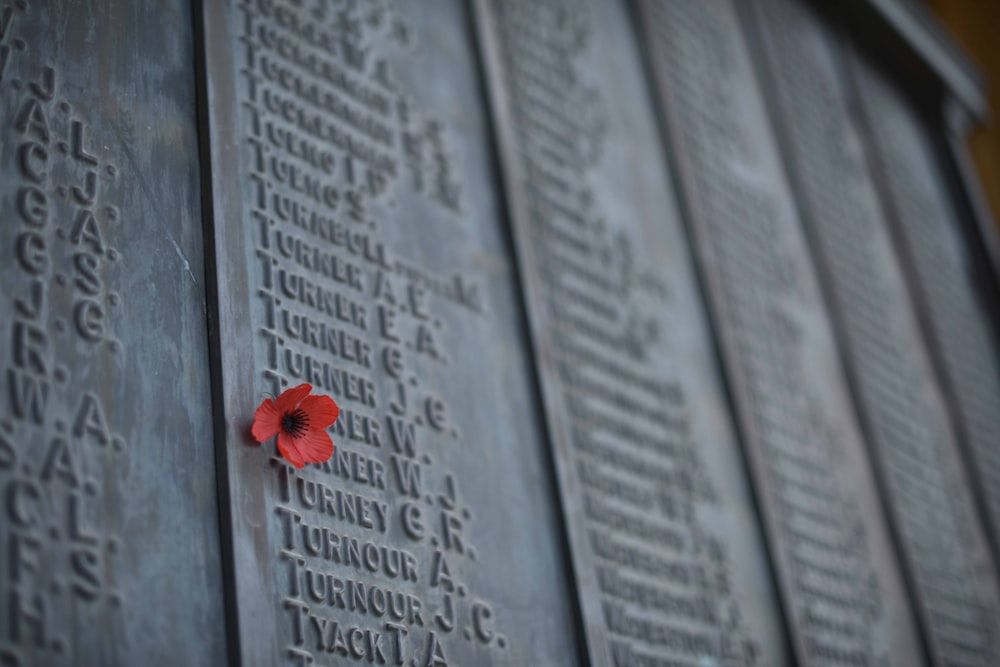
[
  {"left": 239, "top": 1, "right": 508, "bottom": 665},
  {"left": 641, "top": 1, "right": 902, "bottom": 664},
  {"left": 873, "top": 79, "right": 1000, "bottom": 563},
  {"left": 852, "top": 52, "right": 1000, "bottom": 650},
  {"left": 491, "top": 1, "right": 761, "bottom": 664},
  {"left": 750, "top": 1, "right": 1000, "bottom": 663},
  {"left": 1, "top": 3, "right": 126, "bottom": 663}
]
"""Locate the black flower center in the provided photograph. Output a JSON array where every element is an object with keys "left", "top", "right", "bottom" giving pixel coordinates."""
[{"left": 281, "top": 409, "right": 309, "bottom": 438}]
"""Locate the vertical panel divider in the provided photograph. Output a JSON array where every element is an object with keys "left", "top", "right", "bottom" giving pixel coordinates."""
[{"left": 192, "top": 0, "right": 254, "bottom": 664}]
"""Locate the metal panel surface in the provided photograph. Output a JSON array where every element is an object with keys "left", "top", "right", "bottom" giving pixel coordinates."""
[
  {"left": 474, "top": 1, "right": 789, "bottom": 665},
  {"left": 746, "top": 0, "right": 1000, "bottom": 664},
  {"left": 0, "top": 1, "right": 227, "bottom": 665},
  {"left": 198, "top": 0, "right": 581, "bottom": 665},
  {"left": 635, "top": 0, "right": 926, "bottom": 664},
  {"left": 847, "top": 42, "right": 1000, "bottom": 665}
]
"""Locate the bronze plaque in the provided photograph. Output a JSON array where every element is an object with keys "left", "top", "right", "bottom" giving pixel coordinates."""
[
  {"left": 635, "top": 0, "right": 926, "bottom": 664},
  {"left": 0, "top": 1, "right": 226, "bottom": 665},
  {"left": 846, "top": 43, "right": 1000, "bottom": 664},
  {"left": 474, "top": 0, "right": 788, "bottom": 665},
  {"left": 3, "top": 1, "right": 999, "bottom": 665},
  {"left": 199, "top": 0, "right": 581, "bottom": 665}
]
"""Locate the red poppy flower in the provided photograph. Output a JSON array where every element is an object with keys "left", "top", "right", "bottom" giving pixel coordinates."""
[{"left": 252, "top": 383, "right": 339, "bottom": 468}]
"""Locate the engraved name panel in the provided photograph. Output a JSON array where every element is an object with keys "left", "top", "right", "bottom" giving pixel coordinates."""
[
  {"left": 850, "top": 22, "right": 1000, "bottom": 558},
  {"left": 0, "top": 1, "right": 226, "bottom": 665},
  {"left": 748, "top": 1, "right": 1000, "bottom": 664},
  {"left": 635, "top": 0, "right": 926, "bottom": 664},
  {"left": 474, "top": 0, "right": 788, "bottom": 665},
  {"left": 200, "top": 0, "right": 580, "bottom": 665}
]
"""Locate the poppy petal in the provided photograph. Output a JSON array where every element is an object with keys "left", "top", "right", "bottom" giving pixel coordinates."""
[
  {"left": 276, "top": 383, "right": 312, "bottom": 413},
  {"left": 277, "top": 431, "right": 306, "bottom": 469},
  {"left": 251, "top": 398, "right": 282, "bottom": 443},
  {"left": 299, "top": 395, "right": 339, "bottom": 429},
  {"left": 298, "top": 428, "right": 334, "bottom": 464}
]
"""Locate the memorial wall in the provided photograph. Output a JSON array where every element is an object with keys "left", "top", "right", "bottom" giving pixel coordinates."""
[{"left": 1, "top": 1, "right": 998, "bottom": 666}]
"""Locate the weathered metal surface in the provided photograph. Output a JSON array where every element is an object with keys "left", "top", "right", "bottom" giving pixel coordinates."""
[
  {"left": 847, "top": 43, "right": 1000, "bottom": 665},
  {"left": 199, "top": 0, "right": 581, "bottom": 665},
  {"left": 635, "top": 0, "right": 927, "bottom": 664},
  {"left": 3, "top": 1, "right": 999, "bottom": 665},
  {"left": 747, "top": 0, "right": 1000, "bottom": 664},
  {"left": 474, "top": 1, "right": 789, "bottom": 665},
  {"left": 0, "top": 1, "right": 227, "bottom": 665}
]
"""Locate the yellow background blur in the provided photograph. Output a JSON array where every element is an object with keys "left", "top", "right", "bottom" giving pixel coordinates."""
[{"left": 929, "top": 0, "right": 1000, "bottom": 233}]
